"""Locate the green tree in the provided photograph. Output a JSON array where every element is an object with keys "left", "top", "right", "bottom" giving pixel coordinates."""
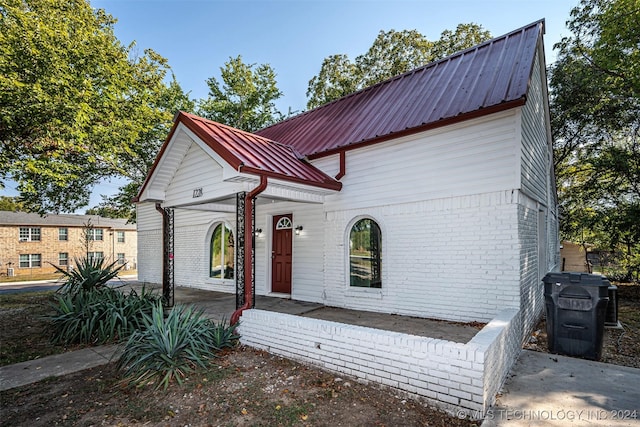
[
  {"left": 0, "top": 196, "right": 26, "bottom": 212},
  {"left": 198, "top": 55, "right": 284, "bottom": 132},
  {"left": 551, "top": 0, "right": 640, "bottom": 280},
  {"left": 306, "top": 23, "right": 491, "bottom": 109},
  {"left": 0, "top": 0, "right": 189, "bottom": 216},
  {"left": 306, "top": 54, "right": 360, "bottom": 111}
]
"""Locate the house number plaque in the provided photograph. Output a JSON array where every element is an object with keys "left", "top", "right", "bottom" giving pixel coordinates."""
[{"left": 192, "top": 187, "right": 203, "bottom": 198}]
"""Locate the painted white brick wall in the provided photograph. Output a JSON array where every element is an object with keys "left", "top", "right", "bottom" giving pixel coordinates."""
[
  {"left": 518, "top": 196, "right": 545, "bottom": 339},
  {"left": 323, "top": 191, "right": 521, "bottom": 323},
  {"left": 137, "top": 229, "right": 162, "bottom": 285},
  {"left": 238, "top": 307, "right": 521, "bottom": 419}
]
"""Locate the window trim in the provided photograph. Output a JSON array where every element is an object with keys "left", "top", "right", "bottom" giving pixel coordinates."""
[
  {"left": 87, "top": 251, "right": 104, "bottom": 263},
  {"left": 116, "top": 231, "right": 125, "bottom": 243},
  {"left": 19, "top": 253, "right": 42, "bottom": 268},
  {"left": 58, "top": 227, "right": 68, "bottom": 241},
  {"left": 19, "top": 227, "right": 41, "bottom": 242},
  {"left": 59, "top": 252, "right": 69, "bottom": 266},
  {"left": 346, "top": 216, "right": 383, "bottom": 290},
  {"left": 88, "top": 229, "right": 104, "bottom": 241},
  {"left": 209, "top": 222, "right": 235, "bottom": 280}
]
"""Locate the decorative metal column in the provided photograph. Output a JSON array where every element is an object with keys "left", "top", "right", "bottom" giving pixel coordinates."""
[
  {"left": 235, "top": 192, "right": 256, "bottom": 310},
  {"left": 251, "top": 200, "right": 256, "bottom": 308},
  {"left": 235, "top": 193, "right": 246, "bottom": 309},
  {"left": 162, "top": 207, "right": 175, "bottom": 307}
]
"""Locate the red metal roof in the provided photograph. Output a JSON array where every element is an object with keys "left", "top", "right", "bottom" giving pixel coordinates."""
[
  {"left": 177, "top": 112, "right": 342, "bottom": 190},
  {"left": 257, "top": 20, "right": 544, "bottom": 158}
]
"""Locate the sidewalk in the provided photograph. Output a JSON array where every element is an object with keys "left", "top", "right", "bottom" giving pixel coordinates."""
[
  {"left": 0, "top": 345, "right": 119, "bottom": 392},
  {"left": 483, "top": 350, "right": 640, "bottom": 426}
]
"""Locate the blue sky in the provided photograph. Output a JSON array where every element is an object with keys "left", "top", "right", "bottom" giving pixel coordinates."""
[{"left": 3, "top": 0, "right": 579, "bottom": 210}]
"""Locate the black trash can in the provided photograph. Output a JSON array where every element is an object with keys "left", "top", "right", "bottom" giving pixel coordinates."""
[
  {"left": 605, "top": 284, "right": 619, "bottom": 327},
  {"left": 543, "top": 272, "right": 609, "bottom": 360}
]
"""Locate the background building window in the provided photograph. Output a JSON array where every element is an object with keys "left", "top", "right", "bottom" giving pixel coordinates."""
[
  {"left": 58, "top": 228, "right": 68, "bottom": 241},
  {"left": 19, "top": 254, "right": 41, "bottom": 268},
  {"left": 88, "top": 229, "right": 104, "bottom": 241},
  {"left": 116, "top": 231, "right": 125, "bottom": 243},
  {"left": 59, "top": 252, "right": 69, "bottom": 266},
  {"left": 117, "top": 253, "right": 125, "bottom": 264},
  {"left": 88, "top": 252, "right": 104, "bottom": 263},
  {"left": 349, "top": 218, "right": 382, "bottom": 288},
  {"left": 19, "top": 227, "right": 41, "bottom": 242},
  {"left": 210, "top": 224, "right": 234, "bottom": 279}
]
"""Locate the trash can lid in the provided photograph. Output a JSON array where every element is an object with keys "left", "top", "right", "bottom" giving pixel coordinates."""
[{"left": 543, "top": 272, "right": 610, "bottom": 287}]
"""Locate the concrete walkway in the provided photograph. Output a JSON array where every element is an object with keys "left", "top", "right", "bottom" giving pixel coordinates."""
[
  {"left": 483, "top": 350, "right": 640, "bottom": 427},
  {"left": 0, "top": 345, "right": 119, "bottom": 392}
]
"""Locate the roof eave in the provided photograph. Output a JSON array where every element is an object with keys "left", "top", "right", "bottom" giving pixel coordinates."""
[{"left": 307, "top": 98, "right": 527, "bottom": 160}]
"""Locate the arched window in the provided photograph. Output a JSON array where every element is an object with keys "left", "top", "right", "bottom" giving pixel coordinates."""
[
  {"left": 210, "top": 223, "right": 234, "bottom": 279},
  {"left": 349, "top": 218, "right": 382, "bottom": 288}
]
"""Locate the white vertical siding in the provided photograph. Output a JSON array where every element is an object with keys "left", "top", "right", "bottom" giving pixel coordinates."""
[{"left": 520, "top": 51, "right": 550, "bottom": 203}]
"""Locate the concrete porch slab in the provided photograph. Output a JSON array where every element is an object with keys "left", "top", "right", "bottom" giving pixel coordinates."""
[{"left": 125, "top": 282, "right": 482, "bottom": 343}]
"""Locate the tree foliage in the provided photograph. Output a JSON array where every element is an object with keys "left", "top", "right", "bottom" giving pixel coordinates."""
[
  {"left": 306, "top": 23, "right": 491, "bottom": 109},
  {"left": 198, "top": 55, "right": 284, "bottom": 132},
  {"left": 551, "top": 0, "right": 640, "bottom": 280},
  {"left": 0, "top": 0, "right": 192, "bottom": 218}
]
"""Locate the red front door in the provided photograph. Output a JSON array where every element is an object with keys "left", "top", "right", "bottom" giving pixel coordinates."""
[{"left": 272, "top": 214, "right": 293, "bottom": 294}]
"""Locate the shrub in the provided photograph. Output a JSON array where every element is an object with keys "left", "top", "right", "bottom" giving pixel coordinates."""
[
  {"left": 211, "top": 317, "right": 240, "bottom": 350},
  {"left": 52, "top": 256, "right": 125, "bottom": 295},
  {"left": 48, "top": 286, "right": 160, "bottom": 345},
  {"left": 117, "top": 303, "right": 224, "bottom": 389}
]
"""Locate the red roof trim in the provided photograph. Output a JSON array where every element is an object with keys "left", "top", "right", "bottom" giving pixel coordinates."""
[{"left": 134, "top": 112, "right": 341, "bottom": 202}]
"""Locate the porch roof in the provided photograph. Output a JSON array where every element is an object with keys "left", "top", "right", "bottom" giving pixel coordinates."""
[{"left": 135, "top": 112, "right": 342, "bottom": 203}]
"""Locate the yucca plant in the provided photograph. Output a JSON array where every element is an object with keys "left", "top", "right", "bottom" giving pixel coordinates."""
[
  {"left": 52, "top": 256, "right": 125, "bottom": 295},
  {"left": 211, "top": 317, "right": 240, "bottom": 350},
  {"left": 48, "top": 286, "right": 160, "bottom": 345},
  {"left": 117, "top": 303, "right": 220, "bottom": 390}
]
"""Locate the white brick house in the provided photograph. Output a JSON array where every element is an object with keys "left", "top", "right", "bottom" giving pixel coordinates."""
[{"left": 135, "top": 20, "right": 559, "bottom": 418}]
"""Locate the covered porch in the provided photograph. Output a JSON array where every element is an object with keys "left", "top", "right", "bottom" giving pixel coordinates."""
[{"left": 122, "top": 281, "right": 481, "bottom": 343}]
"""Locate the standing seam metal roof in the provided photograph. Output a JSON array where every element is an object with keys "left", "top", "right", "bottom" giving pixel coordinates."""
[
  {"left": 256, "top": 20, "right": 544, "bottom": 158},
  {"left": 177, "top": 113, "right": 342, "bottom": 190}
]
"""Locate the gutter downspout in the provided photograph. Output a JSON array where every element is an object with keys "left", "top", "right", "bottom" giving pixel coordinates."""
[
  {"left": 335, "top": 151, "right": 346, "bottom": 180},
  {"left": 231, "top": 175, "right": 268, "bottom": 325},
  {"left": 155, "top": 203, "right": 170, "bottom": 304}
]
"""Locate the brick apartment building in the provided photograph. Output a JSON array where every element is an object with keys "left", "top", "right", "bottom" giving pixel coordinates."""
[{"left": 0, "top": 211, "right": 137, "bottom": 278}]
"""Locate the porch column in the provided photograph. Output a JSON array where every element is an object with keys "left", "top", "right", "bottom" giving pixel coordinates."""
[
  {"left": 235, "top": 192, "right": 257, "bottom": 310},
  {"left": 162, "top": 207, "right": 175, "bottom": 307}
]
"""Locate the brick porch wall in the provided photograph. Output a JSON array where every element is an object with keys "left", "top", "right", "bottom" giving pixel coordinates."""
[{"left": 238, "top": 307, "right": 522, "bottom": 419}]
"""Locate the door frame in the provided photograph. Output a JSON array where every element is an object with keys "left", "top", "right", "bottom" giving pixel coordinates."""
[{"left": 270, "top": 213, "right": 293, "bottom": 295}]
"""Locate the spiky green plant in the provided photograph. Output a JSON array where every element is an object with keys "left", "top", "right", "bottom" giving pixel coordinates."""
[
  {"left": 210, "top": 317, "right": 240, "bottom": 350},
  {"left": 117, "top": 303, "right": 221, "bottom": 389},
  {"left": 48, "top": 286, "right": 160, "bottom": 345},
  {"left": 52, "top": 256, "right": 125, "bottom": 295}
]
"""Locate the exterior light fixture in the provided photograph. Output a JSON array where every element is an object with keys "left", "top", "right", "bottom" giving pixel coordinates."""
[
  {"left": 254, "top": 228, "right": 262, "bottom": 236},
  {"left": 295, "top": 225, "right": 303, "bottom": 235}
]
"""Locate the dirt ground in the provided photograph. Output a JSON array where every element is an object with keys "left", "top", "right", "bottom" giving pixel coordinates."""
[
  {"left": 1, "top": 283, "right": 637, "bottom": 427},
  {"left": 0, "top": 291, "right": 477, "bottom": 427}
]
